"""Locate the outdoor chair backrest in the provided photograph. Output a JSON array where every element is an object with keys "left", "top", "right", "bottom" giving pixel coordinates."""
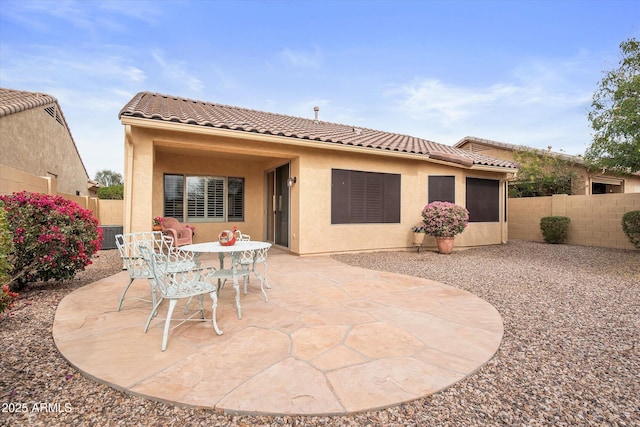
[
  {"left": 234, "top": 229, "right": 251, "bottom": 242},
  {"left": 115, "top": 232, "right": 173, "bottom": 280},
  {"left": 138, "top": 245, "right": 210, "bottom": 299}
]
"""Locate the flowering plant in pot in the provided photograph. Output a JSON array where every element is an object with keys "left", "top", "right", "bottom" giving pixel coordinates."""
[
  {"left": 421, "top": 201, "right": 469, "bottom": 254},
  {"left": 152, "top": 216, "right": 163, "bottom": 230}
]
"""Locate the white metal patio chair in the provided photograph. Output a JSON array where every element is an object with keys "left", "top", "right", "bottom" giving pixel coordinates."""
[
  {"left": 220, "top": 230, "right": 268, "bottom": 306},
  {"left": 236, "top": 246, "right": 270, "bottom": 302},
  {"left": 138, "top": 244, "right": 222, "bottom": 351},
  {"left": 234, "top": 229, "right": 251, "bottom": 242},
  {"left": 115, "top": 231, "right": 197, "bottom": 311}
]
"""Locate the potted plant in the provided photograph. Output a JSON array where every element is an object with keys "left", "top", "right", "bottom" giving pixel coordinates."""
[
  {"left": 411, "top": 223, "right": 426, "bottom": 247},
  {"left": 421, "top": 201, "right": 469, "bottom": 254},
  {"left": 152, "top": 216, "right": 163, "bottom": 231}
]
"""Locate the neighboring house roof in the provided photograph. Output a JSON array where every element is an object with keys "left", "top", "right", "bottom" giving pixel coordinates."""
[
  {"left": 455, "top": 136, "right": 584, "bottom": 165},
  {"left": 120, "top": 92, "right": 518, "bottom": 170},
  {"left": 0, "top": 87, "right": 89, "bottom": 178}
]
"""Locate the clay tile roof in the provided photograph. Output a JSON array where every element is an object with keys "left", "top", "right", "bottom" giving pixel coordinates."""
[
  {"left": 455, "top": 136, "right": 584, "bottom": 165},
  {"left": 0, "top": 87, "right": 58, "bottom": 117},
  {"left": 120, "top": 92, "right": 518, "bottom": 169}
]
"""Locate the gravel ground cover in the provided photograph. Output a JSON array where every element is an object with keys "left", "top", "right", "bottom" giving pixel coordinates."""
[{"left": 1, "top": 240, "right": 638, "bottom": 426}]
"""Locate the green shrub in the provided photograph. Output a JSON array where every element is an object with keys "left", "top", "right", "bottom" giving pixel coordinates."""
[
  {"left": 0, "top": 202, "right": 18, "bottom": 315},
  {"left": 97, "top": 184, "right": 124, "bottom": 200},
  {"left": 621, "top": 210, "right": 640, "bottom": 249},
  {"left": 0, "top": 191, "right": 104, "bottom": 291},
  {"left": 0, "top": 201, "right": 12, "bottom": 285},
  {"left": 540, "top": 216, "right": 571, "bottom": 244}
]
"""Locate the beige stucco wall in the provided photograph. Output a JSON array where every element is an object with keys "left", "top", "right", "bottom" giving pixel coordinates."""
[
  {"left": 297, "top": 148, "right": 508, "bottom": 254},
  {"left": 509, "top": 193, "right": 640, "bottom": 250},
  {"left": 0, "top": 105, "right": 90, "bottom": 196},
  {"left": 123, "top": 121, "right": 511, "bottom": 255}
]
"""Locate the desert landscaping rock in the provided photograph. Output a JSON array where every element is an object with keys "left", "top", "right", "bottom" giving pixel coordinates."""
[{"left": 1, "top": 240, "right": 638, "bottom": 426}]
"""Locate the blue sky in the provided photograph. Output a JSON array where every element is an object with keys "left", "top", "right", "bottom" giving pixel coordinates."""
[{"left": 1, "top": 0, "right": 638, "bottom": 178}]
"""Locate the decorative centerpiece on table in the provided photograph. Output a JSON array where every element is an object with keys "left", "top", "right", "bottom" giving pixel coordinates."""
[
  {"left": 218, "top": 226, "right": 238, "bottom": 246},
  {"left": 152, "top": 216, "right": 163, "bottom": 231},
  {"left": 420, "top": 201, "right": 469, "bottom": 254}
]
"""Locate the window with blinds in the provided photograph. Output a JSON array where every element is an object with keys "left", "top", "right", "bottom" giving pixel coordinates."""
[
  {"left": 164, "top": 174, "right": 185, "bottom": 221},
  {"left": 331, "top": 169, "right": 400, "bottom": 224},
  {"left": 228, "top": 177, "right": 244, "bottom": 222},
  {"left": 164, "top": 174, "right": 243, "bottom": 222},
  {"left": 428, "top": 176, "right": 455, "bottom": 203},
  {"left": 466, "top": 177, "right": 500, "bottom": 222}
]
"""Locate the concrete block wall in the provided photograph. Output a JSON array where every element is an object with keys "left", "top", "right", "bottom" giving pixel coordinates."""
[
  {"left": 508, "top": 196, "right": 552, "bottom": 242},
  {"left": 97, "top": 200, "right": 125, "bottom": 226},
  {"left": 509, "top": 193, "right": 640, "bottom": 250}
]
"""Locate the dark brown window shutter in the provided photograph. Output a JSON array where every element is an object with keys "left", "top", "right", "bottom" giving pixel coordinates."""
[{"left": 428, "top": 176, "right": 455, "bottom": 203}]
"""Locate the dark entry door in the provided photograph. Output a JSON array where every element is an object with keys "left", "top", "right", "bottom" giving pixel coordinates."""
[{"left": 267, "top": 163, "right": 289, "bottom": 247}]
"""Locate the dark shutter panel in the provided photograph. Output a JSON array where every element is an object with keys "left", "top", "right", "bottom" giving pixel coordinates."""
[
  {"left": 384, "top": 173, "right": 401, "bottom": 223},
  {"left": 332, "top": 169, "right": 401, "bottom": 224},
  {"left": 364, "top": 172, "right": 382, "bottom": 223},
  {"left": 331, "top": 169, "right": 350, "bottom": 224},
  {"left": 429, "top": 176, "right": 455, "bottom": 203},
  {"left": 350, "top": 171, "right": 367, "bottom": 222},
  {"left": 466, "top": 178, "right": 500, "bottom": 222}
]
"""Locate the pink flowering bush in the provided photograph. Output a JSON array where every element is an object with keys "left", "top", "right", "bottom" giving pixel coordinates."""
[
  {"left": 420, "top": 201, "right": 469, "bottom": 237},
  {"left": 0, "top": 192, "right": 103, "bottom": 291}
]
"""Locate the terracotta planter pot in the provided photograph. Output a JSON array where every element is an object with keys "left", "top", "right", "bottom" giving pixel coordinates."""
[
  {"left": 435, "top": 236, "right": 454, "bottom": 254},
  {"left": 152, "top": 225, "right": 162, "bottom": 231}
]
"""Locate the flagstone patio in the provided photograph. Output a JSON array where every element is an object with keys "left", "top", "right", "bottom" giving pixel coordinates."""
[{"left": 53, "top": 250, "right": 503, "bottom": 416}]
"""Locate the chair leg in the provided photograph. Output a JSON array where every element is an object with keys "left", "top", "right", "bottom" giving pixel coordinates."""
[
  {"left": 257, "top": 273, "right": 268, "bottom": 303},
  {"left": 161, "top": 299, "right": 177, "bottom": 351},
  {"left": 251, "top": 266, "right": 268, "bottom": 303},
  {"left": 210, "top": 292, "right": 222, "bottom": 335},
  {"left": 263, "top": 261, "right": 271, "bottom": 289},
  {"left": 233, "top": 275, "right": 242, "bottom": 319},
  {"left": 183, "top": 296, "right": 194, "bottom": 315},
  {"left": 144, "top": 298, "right": 164, "bottom": 332},
  {"left": 117, "top": 278, "right": 135, "bottom": 311},
  {"left": 197, "top": 295, "right": 205, "bottom": 319},
  {"left": 149, "top": 278, "right": 158, "bottom": 310}
]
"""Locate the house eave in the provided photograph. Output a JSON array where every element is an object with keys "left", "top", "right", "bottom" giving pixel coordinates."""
[
  {"left": 120, "top": 117, "right": 515, "bottom": 172},
  {"left": 469, "top": 165, "right": 519, "bottom": 173}
]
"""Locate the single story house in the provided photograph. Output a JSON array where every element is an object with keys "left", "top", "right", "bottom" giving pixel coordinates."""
[
  {"left": 119, "top": 92, "right": 518, "bottom": 255},
  {"left": 455, "top": 136, "right": 640, "bottom": 195},
  {"left": 0, "top": 88, "right": 95, "bottom": 197}
]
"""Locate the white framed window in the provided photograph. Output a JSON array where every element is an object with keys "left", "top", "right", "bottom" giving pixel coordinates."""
[{"left": 163, "top": 174, "right": 244, "bottom": 222}]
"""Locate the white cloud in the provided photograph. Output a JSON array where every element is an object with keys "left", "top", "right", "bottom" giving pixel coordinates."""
[
  {"left": 384, "top": 56, "right": 596, "bottom": 155},
  {"left": 151, "top": 49, "right": 204, "bottom": 93},
  {"left": 278, "top": 47, "right": 322, "bottom": 67}
]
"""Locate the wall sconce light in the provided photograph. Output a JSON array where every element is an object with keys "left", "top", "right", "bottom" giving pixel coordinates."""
[{"left": 287, "top": 177, "right": 297, "bottom": 187}]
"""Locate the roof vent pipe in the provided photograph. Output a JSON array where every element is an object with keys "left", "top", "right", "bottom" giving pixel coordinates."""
[{"left": 314, "top": 106, "right": 319, "bottom": 123}]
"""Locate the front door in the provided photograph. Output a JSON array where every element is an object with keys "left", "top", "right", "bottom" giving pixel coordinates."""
[{"left": 266, "top": 163, "right": 290, "bottom": 248}]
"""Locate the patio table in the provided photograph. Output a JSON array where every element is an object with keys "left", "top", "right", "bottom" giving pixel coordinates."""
[{"left": 181, "top": 241, "right": 271, "bottom": 319}]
